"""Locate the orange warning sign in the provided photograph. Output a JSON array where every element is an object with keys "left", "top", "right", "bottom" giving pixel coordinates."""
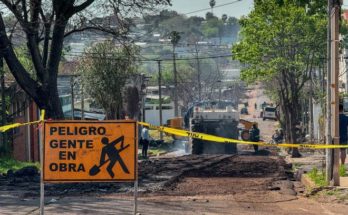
[{"left": 43, "top": 121, "right": 137, "bottom": 182}]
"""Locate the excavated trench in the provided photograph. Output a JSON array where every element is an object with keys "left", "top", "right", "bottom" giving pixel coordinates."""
[{"left": 0, "top": 154, "right": 299, "bottom": 201}]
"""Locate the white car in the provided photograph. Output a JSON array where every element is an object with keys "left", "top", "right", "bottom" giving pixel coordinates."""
[{"left": 263, "top": 107, "right": 277, "bottom": 121}]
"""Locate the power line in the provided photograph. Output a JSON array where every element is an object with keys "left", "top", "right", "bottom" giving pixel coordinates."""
[{"left": 183, "top": 0, "right": 243, "bottom": 15}]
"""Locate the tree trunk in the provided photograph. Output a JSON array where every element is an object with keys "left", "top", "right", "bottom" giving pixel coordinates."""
[
  {"left": 44, "top": 87, "right": 64, "bottom": 119},
  {"left": 0, "top": 13, "right": 65, "bottom": 119},
  {"left": 288, "top": 99, "right": 302, "bottom": 158},
  {"left": 278, "top": 81, "right": 302, "bottom": 158}
]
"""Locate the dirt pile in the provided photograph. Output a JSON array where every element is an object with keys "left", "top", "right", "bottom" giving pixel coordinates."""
[
  {"left": 0, "top": 155, "right": 233, "bottom": 197},
  {"left": 6, "top": 166, "right": 40, "bottom": 184},
  {"left": 183, "top": 156, "right": 292, "bottom": 178},
  {"left": 163, "top": 155, "right": 297, "bottom": 200},
  {"left": 0, "top": 155, "right": 296, "bottom": 200}
]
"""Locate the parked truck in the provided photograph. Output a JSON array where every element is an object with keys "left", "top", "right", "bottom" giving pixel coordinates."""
[{"left": 185, "top": 101, "right": 240, "bottom": 154}]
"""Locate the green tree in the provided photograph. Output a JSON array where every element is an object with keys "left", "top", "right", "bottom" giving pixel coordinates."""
[
  {"left": 222, "top": 14, "right": 228, "bottom": 23},
  {"left": 0, "top": 0, "right": 170, "bottom": 119},
  {"left": 202, "top": 16, "right": 224, "bottom": 43},
  {"left": 80, "top": 41, "right": 139, "bottom": 119},
  {"left": 232, "top": 0, "right": 327, "bottom": 157}
]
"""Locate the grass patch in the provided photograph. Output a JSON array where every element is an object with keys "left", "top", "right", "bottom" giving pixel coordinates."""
[
  {"left": 138, "top": 148, "right": 167, "bottom": 159},
  {"left": 322, "top": 189, "right": 348, "bottom": 201},
  {"left": 307, "top": 167, "right": 327, "bottom": 187},
  {"left": 149, "top": 130, "right": 174, "bottom": 143},
  {"left": 324, "top": 190, "right": 337, "bottom": 196},
  {"left": 148, "top": 148, "right": 167, "bottom": 156},
  {"left": 339, "top": 165, "right": 348, "bottom": 177},
  {"left": 0, "top": 157, "right": 40, "bottom": 174},
  {"left": 138, "top": 141, "right": 178, "bottom": 159}
]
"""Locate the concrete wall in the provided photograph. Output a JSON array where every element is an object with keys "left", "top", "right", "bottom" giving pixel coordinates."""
[{"left": 145, "top": 102, "right": 176, "bottom": 126}]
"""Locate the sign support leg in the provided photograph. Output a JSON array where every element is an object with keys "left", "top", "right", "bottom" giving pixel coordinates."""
[
  {"left": 134, "top": 180, "right": 138, "bottom": 215},
  {"left": 40, "top": 122, "right": 45, "bottom": 215}
]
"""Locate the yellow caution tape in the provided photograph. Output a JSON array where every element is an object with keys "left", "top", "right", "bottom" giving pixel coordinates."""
[
  {"left": 0, "top": 123, "right": 24, "bottom": 132},
  {"left": 1, "top": 113, "right": 346, "bottom": 150},
  {"left": 0, "top": 109, "right": 45, "bottom": 132},
  {"left": 138, "top": 122, "right": 348, "bottom": 149},
  {"left": 40, "top": 109, "right": 45, "bottom": 121}
]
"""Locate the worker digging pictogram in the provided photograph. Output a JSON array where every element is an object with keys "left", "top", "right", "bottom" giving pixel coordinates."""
[
  {"left": 89, "top": 136, "right": 130, "bottom": 178},
  {"left": 43, "top": 121, "right": 137, "bottom": 182}
]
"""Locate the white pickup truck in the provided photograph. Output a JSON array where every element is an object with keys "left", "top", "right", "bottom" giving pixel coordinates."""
[{"left": 262, "top": 106, "right": 277, "bottom": 121}]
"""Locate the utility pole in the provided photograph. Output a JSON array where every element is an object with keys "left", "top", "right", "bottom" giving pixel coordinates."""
[
  {"left": 141, "top": 74, "right": 146, "bottom": 122},
  {"left": 0, "top": 54, "right": 6, "bottom": 153},
  {"left": 326, "top": 0, "right": 333, "bottom": 183},
  {"left": 157, "top": 60, "right": 163, "bottom": 140},
  {"left": 195, "top": 43, "right": 202, "bottom": 101},
  {"left": 173, "top": 49, "right": 179, "bottom": 116},
  {"left": 170, "top": 31, "right": 181, "bottom": 117},
  {"left": 140, "top": 74, "right": 151, "bottom": 122},
  {"left": 330, "top": 0, "right": 341, "bottom": 186}
]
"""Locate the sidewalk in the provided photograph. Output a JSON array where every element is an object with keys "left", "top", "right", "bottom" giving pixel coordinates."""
[{"left": 285, "top": 150, "right": 348, "bottom": 188}]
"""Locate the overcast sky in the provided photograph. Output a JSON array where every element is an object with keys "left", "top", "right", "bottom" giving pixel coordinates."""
[
  {"left": 168, "top": 0, "right": 348, "bottom": 19},
  {"left": 168, "top": 0, "right": 253, "bottom": 18}
]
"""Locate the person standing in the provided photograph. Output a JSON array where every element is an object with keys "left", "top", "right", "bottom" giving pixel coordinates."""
[
  {"left": 339, "top": 104, "right": 348, "bottom": 165},
  {"left": 249, "top": 123, "right": 260, "bottom": 152},
  {"left": 141, "top": 126, "right": 150, "bottom": 159}
]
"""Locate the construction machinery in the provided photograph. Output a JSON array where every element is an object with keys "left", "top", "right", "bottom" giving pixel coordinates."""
[
  {"left": 166, "top": 117, "right": 184, "bottom": 140},
  {"left": 239, "top": 119, "right": 258, "bottom": 141},
  {"left": 185, "top": 101, "right": 240, "bottom": 154},
  {"left": 166, "top": 117, "right": 183, "bottom": 130}
]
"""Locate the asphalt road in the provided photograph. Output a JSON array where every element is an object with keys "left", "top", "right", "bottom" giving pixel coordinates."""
[{"left": 2, "top": 85, "right": 348, "bottom": 215}]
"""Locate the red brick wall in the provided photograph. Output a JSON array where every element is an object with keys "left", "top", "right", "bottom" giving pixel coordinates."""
[
  {"left": 12, "top": 101, "right": 40, "bottom": 162},
  {"left": 12, "top": 115, "right": 27, "bottom": 161},
  {"left": 30, "top": 102, "right": 40, "bottom": 162}
]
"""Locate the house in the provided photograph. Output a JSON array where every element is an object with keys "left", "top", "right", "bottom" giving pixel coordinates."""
[
  {"left": 8, "top": 83, "right": 41, "bottom": 162},
  {"left": 8, "top": 60, "right": 102, "bottom": 162}
]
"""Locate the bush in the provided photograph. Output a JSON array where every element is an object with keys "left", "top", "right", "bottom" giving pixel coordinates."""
[
  {"left": 339, "top": 165, "right": 347, "bottom": 177},
  {"left": 307, "top": 167, "right": 327, "bottom": 187},
  {"left": 0, "top": 157, "right": 40, "bottom": 174}
]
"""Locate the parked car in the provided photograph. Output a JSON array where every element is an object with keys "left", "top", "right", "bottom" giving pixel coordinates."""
[{"left": 263, "top": 106, "right": 277, "bottom": 121}]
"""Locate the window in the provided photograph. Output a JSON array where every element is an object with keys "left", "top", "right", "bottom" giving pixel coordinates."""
[
  {"left": 344, "top": 97, "right": 348, "bottom": 112},
  {"left": 156, "top": 106, "right": 173, "bottom": 110},
  {"left": 60, "top": 96, "right": 72, "bottom": 106},
  {"left": 265, "top": 107, "right": 276, "bottom": 112}
]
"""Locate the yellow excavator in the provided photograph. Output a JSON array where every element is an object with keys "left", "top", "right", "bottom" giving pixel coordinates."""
[{"left": 239, "top": 119, "right": 258, "bottom": 141}]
